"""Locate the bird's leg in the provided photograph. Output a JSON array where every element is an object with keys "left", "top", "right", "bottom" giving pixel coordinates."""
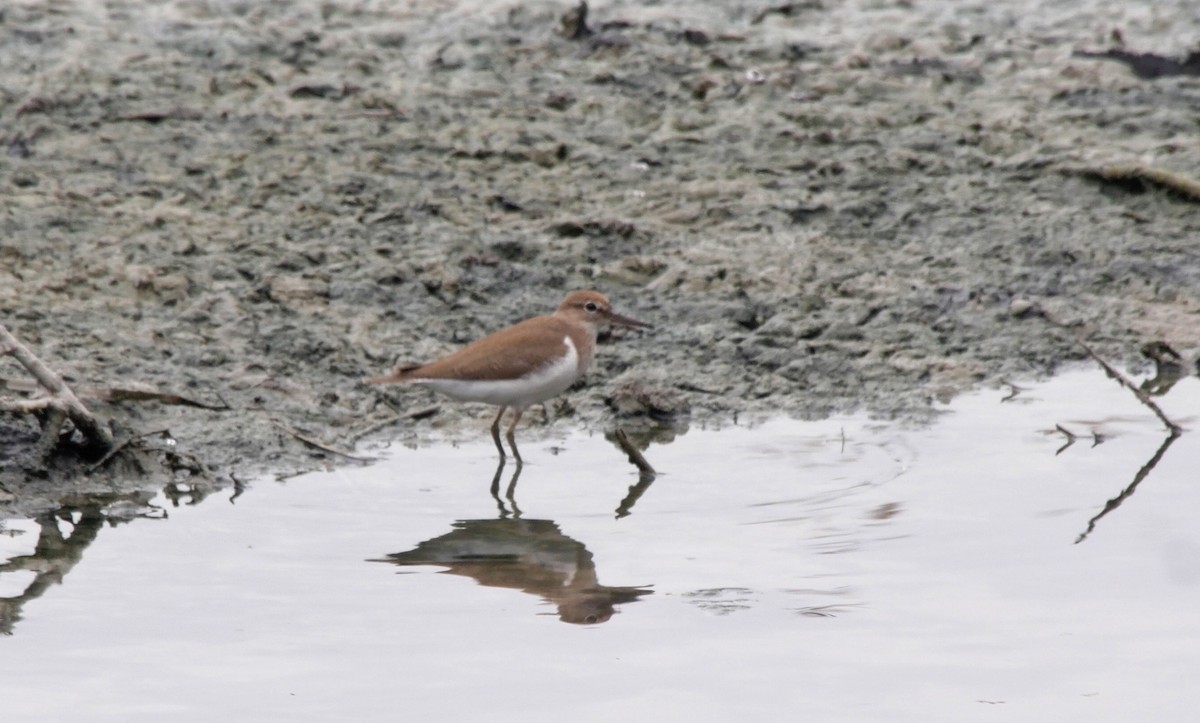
[
  {"left": 490, "top": 406, "right": 508, "bottom": 461},
  {"left": 506, "top": 408, "right": 525, "bottom": 466}
]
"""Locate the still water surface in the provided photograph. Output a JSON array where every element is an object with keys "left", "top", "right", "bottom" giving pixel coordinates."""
[{"left": 1, "top": 369, "right": 1198, "bottom": 721}]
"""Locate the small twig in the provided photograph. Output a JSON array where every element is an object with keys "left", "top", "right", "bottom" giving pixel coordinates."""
[
  {"left": 1076, "top": 338, "right": 1182, "bottom": 434},
  {"left": 408, "top": 405, "right": 440, "bottom": 421},
  {"left": 752, "top": 1, "right": 823, "bottom": 25},
  {"left": 348, "top": 414, "right": 404, "bottom": 444},
  {"left": 675, "top": 382, "right": 722, "bottom": 395},
  {"left": 87, "top": 428, "right": 172, "bottom": 473},
  {"left": 111, "top": 108, "right": 202, "bottom": 123},
  {"left": 1039, "top": 311, "right": 1186, "bottom": 434},
  {"left": 1076, "top": 163, "right": 1200, "bottom": 202},
  {"left": 613, "top": 428, "right": 656, "bottom": 476},
  {"left": 270, "top": 420, "right": 373, "bottom": 462},
  {"left": 87, "top": 435, "right": 137, "bottom": 473},
  {"left": 339, "top": 109, "right": 407, "bottom": 120},
  {"left": 98, "top": 387, "right": 231, "bottom": 411},
  {"left": 347, "top": 405, "right": 440, "bottom": 444}
]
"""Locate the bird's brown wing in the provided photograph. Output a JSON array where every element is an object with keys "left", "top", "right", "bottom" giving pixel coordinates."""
[{"left": 376, "top": 315, "right": 573, "bottom": 383}]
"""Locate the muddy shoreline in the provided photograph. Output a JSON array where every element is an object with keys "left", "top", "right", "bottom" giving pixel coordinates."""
[{"left": 2, "top": 0, "right": 1199, "bottom": 509}]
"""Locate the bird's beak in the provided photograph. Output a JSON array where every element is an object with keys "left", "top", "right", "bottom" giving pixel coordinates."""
[{"left": 607, "top": 310, "right": 652, "bottom": 330}]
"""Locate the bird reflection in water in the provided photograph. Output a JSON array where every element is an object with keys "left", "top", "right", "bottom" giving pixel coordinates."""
[{"left": 374, "top": 519, "right": 652, "bottom": 624}]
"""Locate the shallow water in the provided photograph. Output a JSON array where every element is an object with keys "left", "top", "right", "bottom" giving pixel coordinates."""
[{"left": 2, "top": 368, "right": 1198, "bottom": 721}]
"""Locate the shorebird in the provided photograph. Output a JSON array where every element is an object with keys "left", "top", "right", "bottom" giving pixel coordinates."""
[{"left": 367, "top": 290, "right": 649, "bottom": 463}]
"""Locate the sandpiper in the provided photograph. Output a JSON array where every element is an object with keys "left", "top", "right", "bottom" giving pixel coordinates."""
[{"left": 367, "top": 290, "right": 649, "bottom": 463}]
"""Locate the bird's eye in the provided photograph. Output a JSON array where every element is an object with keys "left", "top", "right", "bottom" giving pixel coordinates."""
[{"left": 584, "top": 301, "right": 599, "bottom": 312}]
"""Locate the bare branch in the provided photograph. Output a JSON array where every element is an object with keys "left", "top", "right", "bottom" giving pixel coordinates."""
[
  {"left": 1036, "top": 307, "right": 1184, "bottom": 434},
  {"left": 3, "top": 377, "right": 230, "bottom": 411},
  {"left": 613, "top": 427, "right": 656, "bottom": 476},
  {"left": 1076, "top": 338, "right": 1182, "bottom": 435},
  {"left": 0, "top": 324, "right": 113, "bottom": 451}
]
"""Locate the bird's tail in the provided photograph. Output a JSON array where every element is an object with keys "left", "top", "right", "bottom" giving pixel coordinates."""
[{"left": 364, "top": 364, "right": 422, "bottom": 385}]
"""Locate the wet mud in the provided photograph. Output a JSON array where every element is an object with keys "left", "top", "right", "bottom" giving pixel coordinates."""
[{"left": 2, "top": 0, "right": 1199, "bottom": 508}]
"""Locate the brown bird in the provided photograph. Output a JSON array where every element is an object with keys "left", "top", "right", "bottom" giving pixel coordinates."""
[{"left": 367, "top": 290, "right": 649, "bottom": 463}]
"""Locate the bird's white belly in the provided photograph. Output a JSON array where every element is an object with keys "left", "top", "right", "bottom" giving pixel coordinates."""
[{"left": 414, "top": 337, "right": 581, "bottom": 409}]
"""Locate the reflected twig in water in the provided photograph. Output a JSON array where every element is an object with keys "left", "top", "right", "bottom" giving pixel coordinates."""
[
  {"left": 615, "top": 470, "right": 657, "bottom": 519},
  {"left": 1076, "top": 428, "right": 1181, "bottom": 544},
  {"left": 0, "top": 498, "right": 154, "bottom": 634},
  {"left": 1054, "top": 424, "right": 1077, "bottom": 455},
  {"left": 229, "top": 473, "right": 248, "bottom": 504},
  {"left": 794, "top": 603, "right": 862, "bottom": 618},
  {"left": 489, "top": 458, "right": 522, "bottom": 519},
  {"left": 0, "top": 511, "right": 102, "bottom": 635}
]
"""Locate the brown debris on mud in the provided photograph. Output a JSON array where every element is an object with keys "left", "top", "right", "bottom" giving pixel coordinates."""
[{"left": 2, "top": 1, "right": 1199, "bottom": 509}]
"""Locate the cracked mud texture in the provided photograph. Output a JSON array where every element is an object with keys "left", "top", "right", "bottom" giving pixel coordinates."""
[{"left": 2, "top": 0, "right": 1199, "bottom": 507}]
